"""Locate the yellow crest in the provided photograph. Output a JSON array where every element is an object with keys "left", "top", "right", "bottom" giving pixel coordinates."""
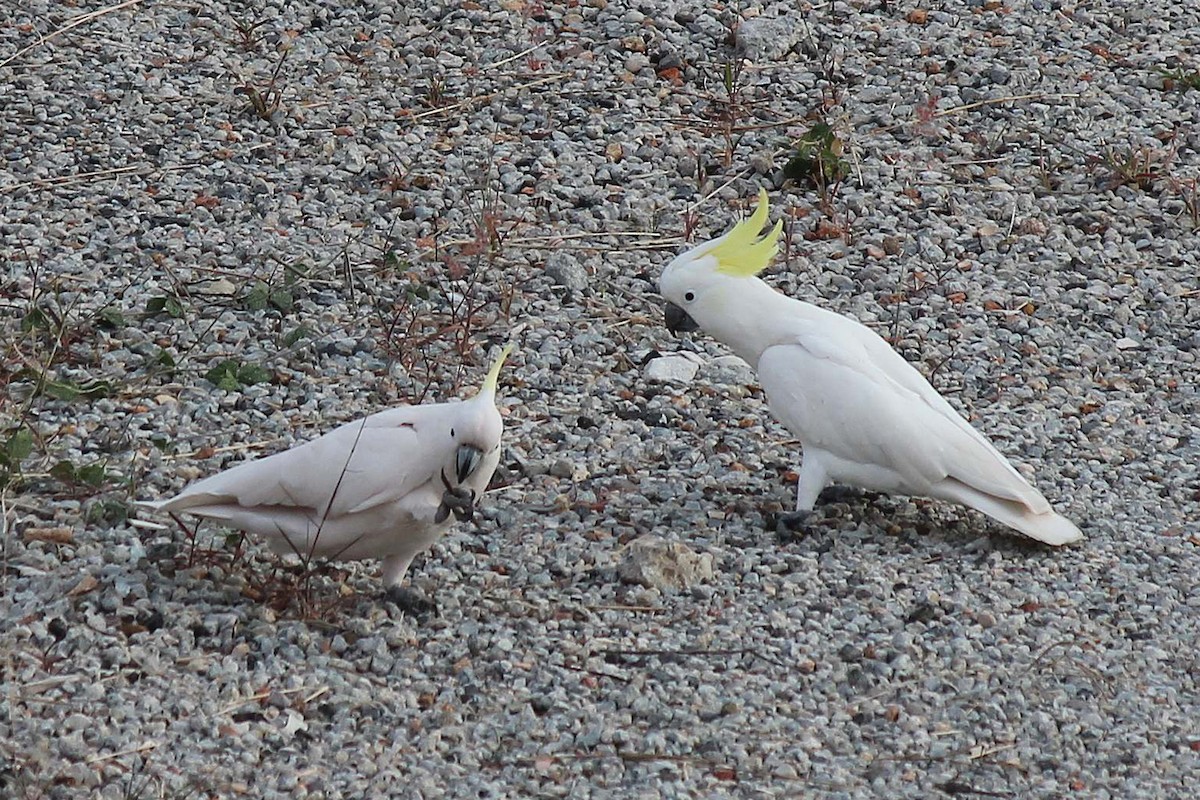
[
  {"left": 479, "top": 342, "right": 515, "bottom": 398},
  {"left": 711, "top": 188, "right": 783, "bottom": 277}
]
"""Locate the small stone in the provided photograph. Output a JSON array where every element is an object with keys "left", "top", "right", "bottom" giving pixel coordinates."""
[
  {"left": 735, "top": 16, "right": 801, "bottom": 61},
  {"left": 617, "top": 535, "right": 714, "bottom": 591},
  {"left": 709, "top": 354, "right": 755, "bottom": 385},
  {"left": 644, "top": 352, "right": 702, "bottom": 383},
  {"left": 197, "top": 278, "right": 237, "bottom": 296},
  {"left": 1017, "top": 218, "right": 1047, "bottom": 236},
  {"left": 544, "top": 253, "right": 588, "bottom": 292}
]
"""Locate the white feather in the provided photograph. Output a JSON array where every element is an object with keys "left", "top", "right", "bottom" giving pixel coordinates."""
[
  {"left": 142, "top": 382, "right": 506, "bottom": 589},
  {"left": 660, "top": 228, "right": 1082, "bottom": 546}
]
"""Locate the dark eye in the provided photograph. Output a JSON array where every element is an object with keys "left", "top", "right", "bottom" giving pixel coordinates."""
[
  {"left": 684, "top": 291, "right": 695, "bottom": 302},
  {"left": 450, "top": 428, "right": 456, "bottom": 437}
]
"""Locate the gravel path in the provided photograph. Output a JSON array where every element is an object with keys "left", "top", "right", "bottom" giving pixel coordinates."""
[{"left": 3, "top": 1, "right": 1198, "bottom": 797}]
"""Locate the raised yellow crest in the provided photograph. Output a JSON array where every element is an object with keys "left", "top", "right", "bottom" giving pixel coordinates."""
[
  {"left": 711, "top": 188, "right": 783, "bottom": 277},
  {"left": 479, "top": 342, "right": 515, "bottom": 399}
]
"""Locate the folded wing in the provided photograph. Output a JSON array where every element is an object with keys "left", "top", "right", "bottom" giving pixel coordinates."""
[
  {"left": 152, "top": 408, "right": 437, "bottom": 520},
  {"left": 758, "top": 317, "right": 1080, "bottom": 543}
]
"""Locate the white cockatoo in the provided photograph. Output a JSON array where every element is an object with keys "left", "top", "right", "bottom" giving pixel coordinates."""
[
  {"left": 659, "top": 190, "right": 1082, "bottom": 546},
  {"left": 143, "top": 344, "right": 515, "bottom": 611}
]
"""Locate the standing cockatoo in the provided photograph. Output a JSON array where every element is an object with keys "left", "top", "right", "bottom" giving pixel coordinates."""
[
  {"left": 658, "top": 190, "right": 1081, "bottom": 545},
  {"left": 143, "top": 344, "right": 515, "bottom": 611}
]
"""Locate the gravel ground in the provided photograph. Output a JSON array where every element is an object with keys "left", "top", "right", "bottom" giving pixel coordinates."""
[{"left": 3, "top": 1, "right": 1199, "bottom": 797}]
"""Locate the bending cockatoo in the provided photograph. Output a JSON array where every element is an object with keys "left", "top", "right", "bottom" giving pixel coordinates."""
[
  {"left": 143, "top": 344, "right": 515, "bottom": 611},
  {"left": 659, "top": 190, "right": 1082, "bottom": 546}
]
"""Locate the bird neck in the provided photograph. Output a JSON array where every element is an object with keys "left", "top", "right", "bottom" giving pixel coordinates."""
[{"left": 706, "top": 276, "right": 805, "bottom": 367}]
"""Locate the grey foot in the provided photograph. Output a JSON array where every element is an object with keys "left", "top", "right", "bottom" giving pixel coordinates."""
[
  {"left": 772, "top": 510, "right": 814, "bottom": 539},
  {"left": 435, "top": 484, "right": 477, "bottom": 523},
  {"left": 385, "top": 586, "right": 438, "bottom": 618},
  {"left": 817, "top": 485, "right": 862, "bottom": 504}
]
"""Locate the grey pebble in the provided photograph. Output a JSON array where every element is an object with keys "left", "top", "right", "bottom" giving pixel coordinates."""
[{"left": 2, "top": 0, "right": 1197, "bottom": 797}]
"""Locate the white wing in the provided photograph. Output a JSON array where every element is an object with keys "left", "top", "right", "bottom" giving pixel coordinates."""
[
  {"left": 758, "top": 316, "right": 1050, "bottom": 512},
  {"left": 155, "top": 405, "right": 449, "bottom": 519}
]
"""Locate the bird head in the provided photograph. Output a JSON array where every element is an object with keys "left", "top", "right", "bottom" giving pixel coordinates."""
[
  {"left": 448, "top": 343, "right": 514, "bottom": 484},
  {"left": 659, "top": 188, "right": 783, "bottom": 337}
]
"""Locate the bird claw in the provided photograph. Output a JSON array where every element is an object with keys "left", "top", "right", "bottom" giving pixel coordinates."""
[
  {"left": 437, "top": 469, "right": 477, "bottom": 523},
  {"left": 385, "top": 586, "right": 438, "bottom": 618},
  {"left": 436, "top": 485, "right": 477, "bottom": 524},
  {"left": 772, "top": 510, "right": 814, "bottom": 540},
  {"left": 817, "top": 485, "right": 864, "bottom": 504}
]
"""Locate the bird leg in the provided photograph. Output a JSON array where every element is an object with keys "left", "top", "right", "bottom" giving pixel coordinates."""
[
  {"left": 770, "top": 457, "right": 830, "bottom": 539},
  {"left": 436, "top": 468, "right": 478, "bottom": 523},
  {"left": 793, "top": 456, "right": 828, "bottom": 512}
]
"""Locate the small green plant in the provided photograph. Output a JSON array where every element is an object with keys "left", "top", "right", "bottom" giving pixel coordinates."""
[
  {"left": 50, "top": 459, "right": 108, "bottom": 488},
  {"left": 783, "top": 122, "right": 848, "bottom": 190},
  {"left": 1166, "top": 176, "right": 1200, "bottom": 228},
  {"left": 15, "top": 371, "right": 111, "bottom": 403},
  {"left": 242, "top": 280, "right": 294, "bottom": 313},
  {"left": 0, "top": 426, "right": 33, "bottom": 489},
  {"left": 1159, "top": 67, "right": 1200, "bottom": 92},
  {"left": 424, "top": 73, "right": 448, "bottom": 108},
  {"left": 236, "top": 49, "right": 290, "bottom": 121},
  {"left": 1098, "top": 144, "right": 1170, "bottom": 191},
  {"left": 145, "top": 293, "right": 186, "bottom": 319},
  {"left": 231, "top": 16, "right": 270, "bottom": 51},
  {"left": 204, "top": 359, "right": 272, "bottom": 391}
]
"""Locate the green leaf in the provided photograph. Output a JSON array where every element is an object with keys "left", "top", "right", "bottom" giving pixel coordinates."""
[
  {"left": 147, "top": 295, "right": 185, "bottom": 318},
  {"left": 3, "top": 428, "right": 34, "bottom": 463},
  {"left": 155, "top": 349, "right": 176, "bottom": 369},
  {"left": 49, "top": 460, "right": 106, "bottom": 487},
  {"left": 283, "top": 325, "right": 310, "bottom": 347},
  {"left": 284, "top": 261, "right": 309, "bottom": 285},
  {"left": 77, "top": 463, "right": 107, "bottom": 486},
  {"left": 268, "top": 287, "right": 293, "bottom": 312},
  {"left": 86, "top": 498, "right": 128, "bottom": 525},
  {"left": 42, "top": 381, "right": 80, "bottom": 402},
  {"left": 205, "top": 360, "right": 270, "bottom": 390},
  {"left": 50, "top": 460, "right": 78, "bottom": 482},
  {"left": 243, "top": 282, "right": 269, "bottom": 312},
  {"left": 205, "top": 360, "right": 242, "bottom": 391},
  {"left": 20, "top": 308, "right": 50, "bottom": 332},
  {"left": 96, "top": 308, "right": 126, "bottom": 329},
  {"left": 236, "top": 363, "right": 271, "bottom": 386},
  {"left": 783, "top": 123, "right": 848, "bottom": 187}
]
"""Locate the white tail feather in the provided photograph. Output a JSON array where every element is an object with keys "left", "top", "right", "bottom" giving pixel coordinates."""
[{"left": 934, "top": 479, "right": 1082, "bottom": 545}]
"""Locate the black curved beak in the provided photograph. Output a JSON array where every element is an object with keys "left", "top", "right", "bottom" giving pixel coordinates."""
[
  {"left": 455, "top": 445, "right": 483, "bottom": 484},
  {"left": 664, "top": 302, "right": 699, "bottom": 335}
]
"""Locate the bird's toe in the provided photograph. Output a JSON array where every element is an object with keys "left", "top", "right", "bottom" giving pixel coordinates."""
[
  {"left": 771, "top": 510, "right": 814, "bottom": 540},
  {"left": 385, "top": 586, "right": 438, "bottom": 618},
  {"left": 817, "top": 485, "right": 862, "bottom": 504}
]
